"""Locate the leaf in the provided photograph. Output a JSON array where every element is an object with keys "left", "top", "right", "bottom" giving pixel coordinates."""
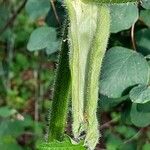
[
  {"left": 141, "top": 0, "right": 150, "bottom": 9},
  {"left": 140, "top": 10, "right": 150, "bottom": 27},
  {"left": 110, "top": 3, "right": 138, "bottom": 33},
  {"left": 0, "top": 120, "right": 25, "bottom": 137},
  {"left": 106, "top": 133, "right": 123, "bottom": 150},
  {"left": 99, "top": 95, "right": 128, "bottom": 112},
  {"left": 136, "top": 28, "right": 150, "bottom": 55},
  {"left": 130, "top": 84, "right": 150, "bottom": 104},
  {"left": 36, "top": 138, "right": 86, "bottom": 150},
  {"left": 0, "top": 134, "right": 22, "bottom": 150},
  {"left": 27, "top": 26, "right": 59, "bottom": 54},
  {"left": 100, "top": 46, "right": 149, "bottom": 98},
  {"left": 130, "top": 103, "right": 150, "bottom": 127},
  {"left": 121, "top": 102, "right": 132, "bottom": 125},
  {"left": 0, "top": 137, "right": 22, "bottom": 150},
  {"left": 46, "top": 41, "right": 60, "bottom": 55},
  {"left": 137, "top": 101, "right": 150, "bottom": 113},
  {"left": 114, "top": 125, "right": 137, "bottom": 139},
  {"left": 25, "top": 0, "right": 50, "bottom": 20},
  {"left": 119, "top": 143, "right": 136, "bottom": 150},
  {"left": 0, "top": 107, "right": 16, "bottom": 118},
  {"left": 142, "top": 142, "right": 150, "bottom": 150}
]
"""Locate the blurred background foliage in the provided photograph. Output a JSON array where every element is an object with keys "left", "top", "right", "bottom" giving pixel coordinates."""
[{"left": 0, "top": 0, "right": 150, "bottom": 150}]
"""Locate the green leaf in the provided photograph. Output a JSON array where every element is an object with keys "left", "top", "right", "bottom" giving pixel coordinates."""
[
  {"left": 114, "top": 125, "right": 137, "bottom": 139},
  {"left": 46, "top": 41, "right": 60, "bottom": 55},
  {"left": 110, "top": 3, "right": 138, "bottom": 33},
  {"left": 0, "top": 107, "right": 16, "bottom": 118},
  {"left": 0, "top": 138, "right": 23, "bottom": 150},
  {"left": 136, "top": 28, "right": 150, "bottom": 55},
  {"left": 141, "top": 0, "right": 150, "bottom": 9},
  {"left": 130, "top": 103, "right": 150, "bottom": 127},
  {"left": 25, "top": 0, "right": 50, "bottom": 20},
  {"left": 0, "top": 120, "right": 24, "bottom": 137},
  {"left": 119, "top": 143, "right": 136, "bottom": 150},
  {"left": 142, "top": 142, "right": 150, "bottom": 150},
  {"left": 106, "top": 133, "right": 123, "bottom": 150},
  {"left": 37, "top": 138, "right": 86, "bottom": 150},
  {"left": 27, "top": 26, "right": 59, "bottom": 54},
  {"left": 140, "top": 10, "right": 150, "bottom": 27},
  {"left": 137, "top": 101, "right": 150, "bottom": 113},
  {"left": 130, "top": 84, "right": 150, "bottom": 104},
  {"left": 100, "top": 46, "right": 149, "bottom": 98},
  {"left": 0, "top": 134, "right": 22, "bottom": 150},
  {"left": 121, "top": 102, "right": 132, "bottom": 125},
  {"left": 99, "top": 95, "right": 128, "bottom": 112}
]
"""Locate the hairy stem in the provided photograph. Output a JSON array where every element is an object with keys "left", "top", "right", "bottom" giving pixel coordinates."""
[
  {"left": 84, "top": 6, "right": 110, "bottom": 150},
  {"left": 65, "top": 1, "right": 110, "bottom": 149},
  {"left": 65, "top": 0, "right": 99, "bottom": 138},
  {"left": 48, "top": 22, "right": 71, "bottom": 141}
]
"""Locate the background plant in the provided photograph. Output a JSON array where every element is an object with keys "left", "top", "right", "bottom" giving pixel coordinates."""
[{"left": 0, "top": 0, "right": 150, "bottom": 149}]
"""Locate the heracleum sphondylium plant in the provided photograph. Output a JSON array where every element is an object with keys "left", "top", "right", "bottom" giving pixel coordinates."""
[
  {"left": 37, "top": 0, "right": 137, "bottom": 150},
  {"left": 65, "top": 1, "right": 110, "bottom": 149},
  {"left": 65, "top": 0, "right": 136, "bottom": 149}
]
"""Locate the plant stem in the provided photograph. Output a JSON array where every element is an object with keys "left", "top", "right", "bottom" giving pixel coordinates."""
[
  {"left": 65, "top": 0, "right": 100, "bottom": 138},
  {"left": 65, "top": 0, "right": 85, "bottom": 138},
  {"left": 84, "top": 6, "right": 110, "bottom": 150},
  {"left": 48, "top": 21, "right": 71, "bottom": 141}
]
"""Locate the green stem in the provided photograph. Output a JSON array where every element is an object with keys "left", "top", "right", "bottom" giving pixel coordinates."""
[
  {"left": 65, "top": 0, "right": 85, "bottom": 138},
  {"left": 48, "top": 22, "right": 71, "bottom": 141},
  {"left": 84, "top": 6, "right": 110, "bottom": 150},
  {"left": 65, "top": 0, "right": 100, "bottom": 138},
  {"left": 65, "top": 1, "right": 111, "bottom": 149}
]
